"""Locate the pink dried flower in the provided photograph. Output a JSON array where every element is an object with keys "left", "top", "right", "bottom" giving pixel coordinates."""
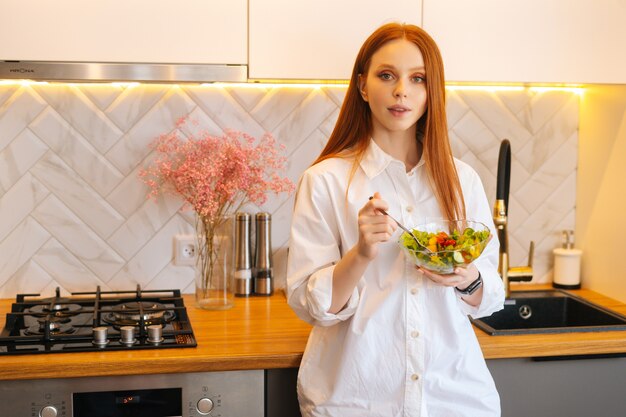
[{"left": 139, "top": 117, "right": 295, "bottom": 223}]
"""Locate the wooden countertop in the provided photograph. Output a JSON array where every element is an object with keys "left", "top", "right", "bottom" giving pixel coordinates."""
[{"left": 1, "top": 285, "right": 626, "bottom": 381}]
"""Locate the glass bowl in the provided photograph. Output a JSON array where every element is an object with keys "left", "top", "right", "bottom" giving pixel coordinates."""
[{"left": 399, "top": 220, "right": 491, "bottom": 274}]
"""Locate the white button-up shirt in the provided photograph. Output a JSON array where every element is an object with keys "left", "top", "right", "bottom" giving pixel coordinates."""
[{"left": 287, "top": 140, "right": 505, "bottom": 417}]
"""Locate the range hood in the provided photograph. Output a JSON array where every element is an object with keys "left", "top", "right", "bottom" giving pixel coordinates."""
[
  {"left": 0, "top": 1, "right": 249, "bottom": 84},
  {"left": 0, "top": 61, "right": 248, "bottom": 83}
]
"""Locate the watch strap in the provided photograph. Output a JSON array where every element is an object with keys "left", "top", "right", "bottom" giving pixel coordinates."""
[{"left": 455, "top": 272, "right": 483, "bottom": 295}]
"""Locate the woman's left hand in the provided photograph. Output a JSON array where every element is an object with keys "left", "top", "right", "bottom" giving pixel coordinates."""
[
  {"left": 418, "top": 263, "right": 483, "bottom": 306},
  {"left": 418, "top": 263, "right": 479, "bottom": 289}
]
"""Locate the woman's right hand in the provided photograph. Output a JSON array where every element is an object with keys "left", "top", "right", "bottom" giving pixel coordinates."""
[{"left": 357, "top": 192, "right": 397, "bottom": 260}]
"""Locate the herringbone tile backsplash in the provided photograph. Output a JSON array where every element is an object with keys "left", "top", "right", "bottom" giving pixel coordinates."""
[{"left": 0, "top": 83, "right": 578, "bottom": 297}]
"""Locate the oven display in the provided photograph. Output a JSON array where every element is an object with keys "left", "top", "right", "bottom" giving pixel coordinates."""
[{"left": 73, "top": 388, "right": 182, "bottom": 417}]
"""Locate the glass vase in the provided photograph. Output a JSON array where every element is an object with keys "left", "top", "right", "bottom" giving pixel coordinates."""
[{"left": 195, "top": 215, "right": 235, "bottom": 310}]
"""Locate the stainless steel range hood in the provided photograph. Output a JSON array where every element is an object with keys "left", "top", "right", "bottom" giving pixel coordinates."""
[{"left": 0, "top": 61, "right": 248, "bottom": 83}]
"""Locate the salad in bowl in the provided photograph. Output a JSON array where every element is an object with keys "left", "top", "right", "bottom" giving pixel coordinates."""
[{"left": 399, "top": 220, "right": 491, "bottom": 274}]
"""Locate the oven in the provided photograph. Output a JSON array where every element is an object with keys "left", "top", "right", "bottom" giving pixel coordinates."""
[{"left": 0, "top": 370, "right": 264, "bottom": 417}]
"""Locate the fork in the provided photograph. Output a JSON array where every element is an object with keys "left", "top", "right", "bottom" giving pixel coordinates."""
[{"left": 368, "top": 196, "right": 432, "bottom": 253}]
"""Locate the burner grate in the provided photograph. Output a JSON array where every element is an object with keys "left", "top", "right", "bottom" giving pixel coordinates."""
[{"left": 0, "top": 285, "right": 197, "bottom": 355}]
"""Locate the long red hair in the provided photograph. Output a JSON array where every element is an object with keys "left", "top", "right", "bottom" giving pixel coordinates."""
[{"left": 313, "top": 23, "right": 465, "bottom": 221}]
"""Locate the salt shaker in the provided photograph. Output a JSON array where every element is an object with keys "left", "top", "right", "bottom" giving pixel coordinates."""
[
  {"left": 234, "top": 212, "right": 253, "bottom": 296},
  {"left": 254, "top": 212, "right": 273, "bottom": 295}
]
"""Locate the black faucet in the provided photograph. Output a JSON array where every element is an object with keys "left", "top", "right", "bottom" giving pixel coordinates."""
[{"left": 493, "top": 139, "right": 534, "bottom": 298}]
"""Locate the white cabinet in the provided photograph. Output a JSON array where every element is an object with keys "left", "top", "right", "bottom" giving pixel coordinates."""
[
  {"left": 422, "top": 0, "right": 626, "bottom": 84},
  {"left": 249, "top": 0, "right": 422, "bottom": 80},
  {"left": 0, "top": 0, "right": 247, "bottom": 64}
]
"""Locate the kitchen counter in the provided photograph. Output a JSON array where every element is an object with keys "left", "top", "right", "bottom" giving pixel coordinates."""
[{"left": 2, "top": 285, "right": 626, "bottom": 381}]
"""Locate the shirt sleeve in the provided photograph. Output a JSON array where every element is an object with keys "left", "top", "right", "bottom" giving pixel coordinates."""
[
  {"left": 286, "top": 168, "right": 359, "bottom": 326},
  {"left": 454, "top": 167, "right": 505, "bottom": 318}
]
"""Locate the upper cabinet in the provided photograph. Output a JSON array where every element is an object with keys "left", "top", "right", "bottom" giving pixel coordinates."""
[
  {"left": 0, "top": 0, "right": 247, "bottom": 64},
  {"left": 422, "top": 0, "right": 626, "bottom": 84},
  {"left": 248, "top": 0, "right": 423, "bottom": 80}
]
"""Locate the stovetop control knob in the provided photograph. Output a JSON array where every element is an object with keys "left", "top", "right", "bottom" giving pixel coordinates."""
[
  {"left": 196, "top": 397, "right": 214, "bottom": 415},
  {"left": 40, "top": 405, "right": 58, "bottom": 417}
]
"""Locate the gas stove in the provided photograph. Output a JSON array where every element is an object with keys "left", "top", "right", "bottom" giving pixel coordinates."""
[{"left": 0, "top": 286, "right": 196, "bottom": 355}]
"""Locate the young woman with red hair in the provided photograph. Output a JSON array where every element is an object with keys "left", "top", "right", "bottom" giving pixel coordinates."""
[{"left": 287, "top": 23, "right": 504, "bottom": 417}]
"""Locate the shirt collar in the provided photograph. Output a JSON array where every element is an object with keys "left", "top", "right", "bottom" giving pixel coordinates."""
[{"left": 359, "top": 139, "right": 425, "bottom": 179}]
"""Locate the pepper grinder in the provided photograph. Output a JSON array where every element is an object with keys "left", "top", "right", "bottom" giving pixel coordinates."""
[
  {"left": 254, "top": 212, "right": 273, "bottom": 295},
  {"left": 234, "top": 212, "right": 253, "bottom": 296}
]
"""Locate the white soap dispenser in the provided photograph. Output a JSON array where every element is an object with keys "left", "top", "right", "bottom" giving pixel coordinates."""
[{"left": 552, "top": 230, "right": 582, "bottom": 289}]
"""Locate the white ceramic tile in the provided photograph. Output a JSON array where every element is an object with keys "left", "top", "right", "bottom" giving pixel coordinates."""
[
  {"left": 32, "top": 195, "right": 125, "bottom": 281},
  {"left": 0, "top": 84, "right": 580, "bottom": 293},
  {"left": 107, "top": 215, "right": 193, "bottom": 288},
  {"left": 516, "top": 102, "right": 579, "bottom": 173},
  {"left": 180, "top": 106, "right": 223, "bottom": 137},
  {"left": 271, "top": 246, "right": 289, "bottom": 291},
  {"left": 33, "top": 238, "right": 108, "bottom": 291},
  {"left": 106, "top": 155, "right": 159, "bottom": 218},
  {"left": 496, "top": 90, "right": 533, "bottom": 115},
  {"left": 0, "top": 128, "right": 48, "bottom": 195},
  {"left": 0, "top": 174, "right": 49, "bottom": 241},
  {"left": 273, "top": 89, "right": 338, "bottom": 156},
  {"left": 0, "top": 260, "right": 54, "bottom": 298},
  {"left": 32, "top": 84, "right": 123, "bottom": 153},
  {"left": 0, "top": 217, "right": 50, "bottom": 286},
  {"left": 0, "top": 84, "right": 19, "bottom": 107},
  {"left": 515, "top": 136, "right": 578, "bottom": 214},
  {"left": 223, "top": 84, "right": 270, "bottom": 112},
  {"left": 318, "top": 108, "right": 340, "bottom": 138},
  {"left": 322, "top": 86, "right": 347, "bottom": 107},
  {"left": 456, "top": 90, "right": 534, "bottom": 150},
  {"left": 29, "top": 108, "right": 124, "bottom": 196},
  {"left": 250, "top": 87, "right": 311, "bottom": 131},
  {"left": 184, "top": 86, "right": 266, "bottom": 137},
  {"left": 451, "top": 110, "right": 500, "bottom": 159},
  {"left": 105, "top": 84, "right": 168, "bottom": 132},
  {"left": 520, "top": 90, "right": 578, "bottom": 134},
  {"left": 144, "top": 263, "right": 194, "bottom": 293},
  {"left": 107, "top": 194, "right": 186, "bottom": 261},
  {"left": 0, "top": 86, "right": 46, "bottom": 151},
  {"left": 78, "top": 84, "right": 125, "bottom": 112},
  {"left": 446, "top": 90, "right": 471, "bottom": 128},
  {"left": 105, "top": 88, "right": 196, "bottom": 175},
  {"left": 30, "top": 153, "right": 125, "bottom": 239}
]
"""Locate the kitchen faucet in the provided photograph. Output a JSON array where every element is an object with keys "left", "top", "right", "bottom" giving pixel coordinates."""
[{"left": 494, "top": 139, "right": 534, "bottom": 298}]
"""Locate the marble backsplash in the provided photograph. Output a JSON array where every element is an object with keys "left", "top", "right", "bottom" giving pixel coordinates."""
[{"left": 0, "top": 82, "right": 579, "bottom": 298}]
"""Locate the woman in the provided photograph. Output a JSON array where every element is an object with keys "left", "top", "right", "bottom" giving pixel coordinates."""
[{"left": 287, "top": 22, "right": 505, "bottom": 417}]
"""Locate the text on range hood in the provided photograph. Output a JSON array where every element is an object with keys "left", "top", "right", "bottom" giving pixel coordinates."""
[{"left": 0, "top": 61, "right": 248, "bottom": 83}]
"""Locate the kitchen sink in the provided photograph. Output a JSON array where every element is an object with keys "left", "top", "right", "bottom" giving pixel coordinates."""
[{"left": 471, "top": 290, "right": 626, "bottom": 335}]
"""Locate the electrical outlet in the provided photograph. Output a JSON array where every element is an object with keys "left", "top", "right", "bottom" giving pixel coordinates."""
[{"left": 173, "top": 234, "right": 197, "bottom": 266}]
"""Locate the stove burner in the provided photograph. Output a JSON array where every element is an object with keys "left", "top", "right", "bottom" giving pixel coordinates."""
[
  {"left": 103, "top": 301, "right": 176, "bottom": 327},
  {"left": 26, "top": 303, "right": 82, "bottom": 318},
  {"left": 25, "top": 317, "right": 76, "bottom": 336}
]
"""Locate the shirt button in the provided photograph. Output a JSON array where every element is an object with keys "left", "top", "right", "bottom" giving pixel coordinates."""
[
  {"left": 411, "top": 374, "right": 419, "bottom": 381},
  {"left": 406, "top": 206, "right": 414, "bottom": 213},
  {"left": 410, "top": 288, "right": 418, "bottom": 295},
  {"left": 411, "top": 330, "right": 419, "bottom": 338}
]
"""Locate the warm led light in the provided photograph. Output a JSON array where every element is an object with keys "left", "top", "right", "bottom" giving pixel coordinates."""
[
  {"left": 445, "top": 84, "right": 584, "bottom": 95},
  {"left": 207, "top": 82, "right": 349, "bottom": 89},
  {"left": 445, "top": 85, "right": 525, "bottom": 92},
  {"left": 529, "top": 86, "right": 584, "bottom": 95},
  {"left": 0, "top": 79, "right": 49, "bottom": 86},
  {"left": 110, "top": 82, "right": 140, "bottom": 88}
]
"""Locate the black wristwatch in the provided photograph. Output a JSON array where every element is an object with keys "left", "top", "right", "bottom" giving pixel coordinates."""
[{"left": 455, "top": 272, "right": 483, "bottom": 295}]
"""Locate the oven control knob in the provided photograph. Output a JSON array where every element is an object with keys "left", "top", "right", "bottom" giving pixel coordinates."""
[
  {"left": 40, "top": 405, "right": 58, "bottom": 417},
  {"left": 196, "top": 397, "right": 214, "bottom": 415}
]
